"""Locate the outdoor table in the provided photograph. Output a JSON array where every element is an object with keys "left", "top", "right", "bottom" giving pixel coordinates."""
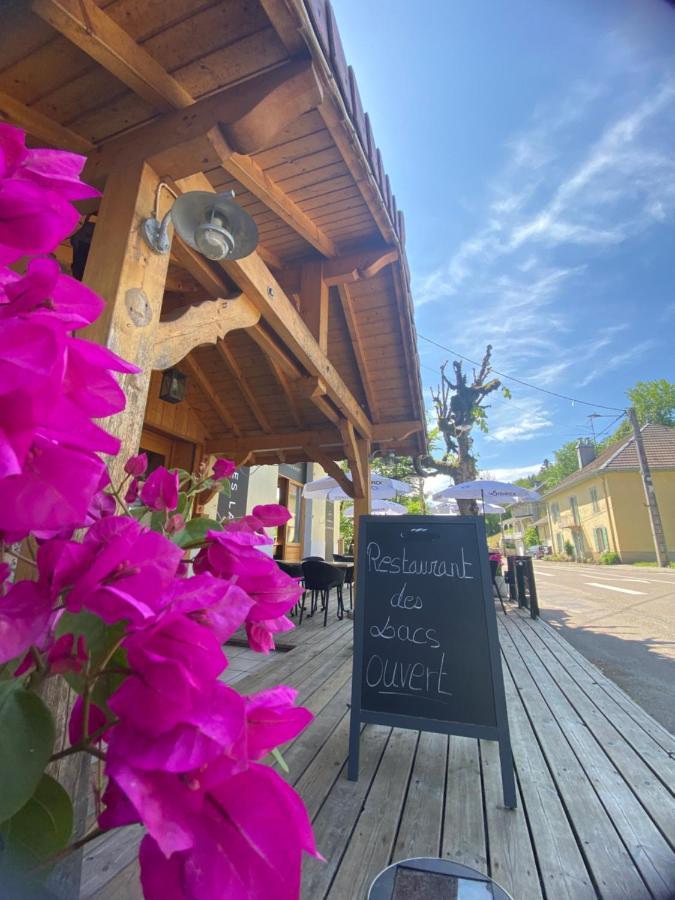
[{"left": 368, "top": 857, "right": 512, "bottom": 899}]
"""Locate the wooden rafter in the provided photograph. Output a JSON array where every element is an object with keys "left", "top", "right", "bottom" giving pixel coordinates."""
[
  {"left": 32, "top": 0, "right": 194, "bottom": 112},
  {"left": 84, "top": 61, "right": 322, "bottom": 182},
  {"left": 299, "top": 261, "right": 328, "bottom": 352},
  {"left": 337, "top": 283, "right": 380, "bottom": 421},
  {"left": 216, "top": 341, "right": 273, "bottom": 433},
  {"left": 36, "top": 0, "right": 335, "bottom": 257},
  {"left": 207, "top": 131, "right": 338, "bottom": 258},
  {"left": 181, "top": 354, "right": 241, "bottom": 438},
  {"left": 0, "top": 88, "right": 93, "bottom": 153}
]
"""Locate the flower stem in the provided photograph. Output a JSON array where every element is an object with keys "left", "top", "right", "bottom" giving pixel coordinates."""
[{"left": 4, "top": 548, "right": 36, "bottom": 567}]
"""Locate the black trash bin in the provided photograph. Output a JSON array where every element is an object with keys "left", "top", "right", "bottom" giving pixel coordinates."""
[{"left": 513, "top": 555, "right": 539, "bottom": 618}]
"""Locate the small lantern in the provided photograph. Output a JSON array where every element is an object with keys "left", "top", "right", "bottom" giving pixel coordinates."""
[{"left": 159, "top": 368, "right": 187, "bottom": 404}]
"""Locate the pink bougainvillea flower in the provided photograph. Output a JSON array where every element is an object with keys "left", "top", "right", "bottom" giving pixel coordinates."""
[
  {"left": 166, "top": 514, "right": 185, "bottom": 535},
  {"left": 139, "top": 764, "right": 319, "bottom": 900},
  {"left": 212, "top": 458, "right": 235, "bottom": 480},
  {"left": 84, "top": 470, "right": 116, "bottom": 525},
  {"left": 245, "top": 686, "right": 313, "bottom": 760},
  {"left": 62, "top": 338, "right": 140, "bottom": 418},
  {"left": 0, "top": 257, "right": 104, "bottom": 329},
  {"left": 124, "top": 453, "right": 148, "bottom": 477},
  {"left": 125, "top": 478, "right": 140, "bottom": 504},
  {"left": 65, "top": 516, "right": 183, "bottom": 625},
  {"left": 123, "top": 613, "right": 226, "bottom": 699},
  {"left": 105, "top": 762, "right": 202, "bottom": 857},
  {"left": 18, "top": 147, "right": 99, "bottom": 201},
  {"left": 48, "top": 633, "right": 87, "bottom": 674},
  {"left": 246, "top": 615, "right": 294, "bottom": 654},
  {"left": 251, "top": 503, "right": 292, "bottom": 527},
  {"left": 0, "top": 579, "right": 52, "bottom": 664},
  {"left": 108, "top": 682, "right": 246, "bottom": 774},
  {"left": 98, "top": 778, "right": 141, "bottom": 832},
  {"left": 0, "top": 123, "right": 27, "bottom": 178},
  {"left": 0, "top": 179, "right": 80, "bottom": 264},
  {"left": 140, "top": 466, "right": 179, "bottom": 512},
  {"left": 167, "top": 573, "right": 253, "bottom": 644},
  {"left": 68, "top": 694, "right": 108, "bottom": 745},
  {"left": 0, "top": 437, "right": 106, "bottom": 542},
  {"left": 36, "top": 538, "right": 91, "bottom": 599}
]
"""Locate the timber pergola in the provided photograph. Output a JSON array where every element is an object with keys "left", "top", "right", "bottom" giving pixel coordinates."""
[{"left": 1, "top": 0, "right": 427, "bottom": 512}]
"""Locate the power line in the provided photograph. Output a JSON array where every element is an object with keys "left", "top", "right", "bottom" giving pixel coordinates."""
[{"left": 417, "top": 334, "right": 624, "bottom": 412}]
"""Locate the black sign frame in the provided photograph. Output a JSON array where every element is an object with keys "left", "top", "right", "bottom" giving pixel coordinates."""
[{"left": 348, "top": 515, "right": 516, "bottom": 808}]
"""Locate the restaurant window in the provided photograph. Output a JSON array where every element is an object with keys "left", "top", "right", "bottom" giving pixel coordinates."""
[
  {"left": 550, "top": 502, "right": 560, "bottom": 523},
  {"left": 594, "top": 527, "right": 609, "bottom": 552},
  {"left": 275, "top": 476, "right": 303, "bottom": 559},
  {"left": 569, "top": 496, "right": 580, "bottom": 525},
  {"left": 590, "top": 486, "right": 599, "bottom": 513}
]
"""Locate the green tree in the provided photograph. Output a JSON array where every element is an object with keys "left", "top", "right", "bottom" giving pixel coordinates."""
[
  {"left": 538, "top": 440, "right": 579, "bottom": 491},
  {"left": 628, "top": 379, "right": 675, "bottom": 427},
  {"left": 523, "top": 525, "right": 539, "bottom": 548}
]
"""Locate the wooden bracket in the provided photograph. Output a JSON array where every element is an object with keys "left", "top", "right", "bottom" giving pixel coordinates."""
[
  {"left": 303, "top": 445, "right": 355, "bottom": 498},
  {"left": 340, "top": 419, "right": 367, "bottom": 499},
  {"left": 293, "top": 376, "right": 327, "bottom": 400},
  {"left": 153, "top": 297, "right": 260, "bottom": 370}
]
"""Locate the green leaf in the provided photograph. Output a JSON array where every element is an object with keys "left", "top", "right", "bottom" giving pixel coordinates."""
[
  {"left": 0, "top": 774, "right": 73, "bottom": 872},
  {"left": 270, "top": 746, "right": 289, "bottom": 773},
  {"left": 502, "top": 386, "right": 512, "bottom": 399},
  {"left": 170, "top": 517, "right": 221, "bottom": 548},
  {"left": 0, "top": 682, "right": 55, "bottom": 821},
  {"left": 56, "top": 612, "right": 126, "bottom": 709},
  {"left": 176, "top": 492, "right": 188, "bottom": 516},
  {"left": 149, "top": 510, "right": 166, "bottom": 533},
  {"left": 129, "top": 505, "right": 152, "bottom": 524}
]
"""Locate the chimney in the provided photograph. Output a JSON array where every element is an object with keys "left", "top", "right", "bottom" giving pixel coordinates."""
[{"left": 576, "top": 439, "right": 596, "bottom": 470}]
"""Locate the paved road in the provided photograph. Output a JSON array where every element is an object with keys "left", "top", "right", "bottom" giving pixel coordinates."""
[{"left": 530, "top": 561, "right": 675, "bottom": 734}]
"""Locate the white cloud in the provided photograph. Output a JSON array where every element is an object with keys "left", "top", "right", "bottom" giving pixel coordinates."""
[{"left": 480, "top": 464, "right": 541, "bottom": 482}]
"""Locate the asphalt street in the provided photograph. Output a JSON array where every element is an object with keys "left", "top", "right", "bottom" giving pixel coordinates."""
[{"left": 531, "top": 560, "right": 675, "bottom": 734}]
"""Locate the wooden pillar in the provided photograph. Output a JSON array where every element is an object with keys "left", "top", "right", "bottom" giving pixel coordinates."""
[
  {"left": 81, "top": 159, "right": 172, "bottom": 480},
  {"left": 299, "top": 260, "right": 328, "bottom": 352},
  {"left": 352, "top": 437, "right": 371, "bottom": 569}
]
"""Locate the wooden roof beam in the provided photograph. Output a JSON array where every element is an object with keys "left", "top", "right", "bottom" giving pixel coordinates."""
[
  {"left": 205, "top": 429, "right": 343, "bottom": 454},
  {"left": 339, "top": 419, "right": 366, "bottom": 498},
  {"left": 176, "top": 170, "right": 373, "bottom": 440},
  {"left": 32, "top": 0, "right": 194, "bottom": 111},
  {"left": 371, "top": 421, "right": 424, "bottom": 443},
  {"left": 337, "top": 283, "right": 380, "bottom": 422},
  {"left": 85, "top": 60, "right": 323, "bottom": 183},
  {"left": 267, "top": 244, "right": 399, "bottom": 295},
  {"left": 0, "top": 88, "right": 93, "bottom": 153},
  {"left": 207, "top": 130, "right": 338, "bottom": 258}
]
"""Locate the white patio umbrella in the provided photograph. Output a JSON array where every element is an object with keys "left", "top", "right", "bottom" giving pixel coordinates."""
[
  {"left": 302, "top": 472, "right": 414, "bottom": 502},
  {"left": 343, "top": 499, "right": 406, "bottom": 517},
  {"left": 433, "top": 479, "right": 540, "bottom": 504},
  {"left": 429, "top": 499, "right": 506, "bottom": 516}
]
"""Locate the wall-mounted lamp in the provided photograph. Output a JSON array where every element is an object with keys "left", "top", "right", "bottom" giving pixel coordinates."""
[
  {"left": 159, "top": 368, "right": 187, "bottom": 404},
  {"left": 142, "top": 185, "right": 258, "bottom": 261}
]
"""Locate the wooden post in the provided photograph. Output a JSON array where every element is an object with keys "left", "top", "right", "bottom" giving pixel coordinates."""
[
  {"left": 352, "top": 437, "right": 371, "bottom": 568},
  {"left": 299, "top": 260, "right": 328, "bottom": 353},
  {"left": 81, "top": 159, "right": 172, "bottom": 480}
]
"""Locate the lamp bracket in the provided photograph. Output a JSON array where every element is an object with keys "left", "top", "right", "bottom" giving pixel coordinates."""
[{"left": 143, "top": 211, "right": 173, "bottom": 255}]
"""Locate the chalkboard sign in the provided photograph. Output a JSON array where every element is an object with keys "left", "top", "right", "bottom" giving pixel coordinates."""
[{"left": 349, "top": 516, "right": 516, "bottom": 808}]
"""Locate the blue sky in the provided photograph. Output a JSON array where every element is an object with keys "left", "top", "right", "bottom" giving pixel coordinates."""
[{"left": 333, "top": 0, "right": 675, "bottom": 483}]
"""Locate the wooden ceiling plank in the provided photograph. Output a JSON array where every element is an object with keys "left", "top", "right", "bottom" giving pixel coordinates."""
[
  {"left": 0, "top": 88, "right": 93, "bottom": 152},
  {"left": 181, "top": 353, "right": 241, "bottom": 437},
  {"left": 32, "top": 0, "right": 194, "bottom": 112},
  {"left": 216, "top": 340, "right": 273, "bottom": 433},
  {"left": 205, "top": 428, "right": 343, "bottom": 454}
]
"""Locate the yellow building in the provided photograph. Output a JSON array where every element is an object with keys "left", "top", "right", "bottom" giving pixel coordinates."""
[{"left": 544, "top": 425, "right": 675, "bottom": 563}]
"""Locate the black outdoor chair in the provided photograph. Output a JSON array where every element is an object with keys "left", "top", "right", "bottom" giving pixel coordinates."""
[
  {"left": 302, "top": 555, "right": 324, "bottom": 561},
  {"left": 300, "top": 560, "right": 346, "bottom": 626},
  {"left": 276, "top": 561, "right": 304, "bottom": 617},
  {"left": 332, "top": 555, "right": 354, "bottom": 610}
]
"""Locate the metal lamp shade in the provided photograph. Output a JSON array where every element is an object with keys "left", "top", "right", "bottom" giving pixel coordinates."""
[
  {"left": 171, "top": 191, "right": 258, "bottom": 261},
  {"left": 159, "top": 368, "right": 187, "bottom": 404}
]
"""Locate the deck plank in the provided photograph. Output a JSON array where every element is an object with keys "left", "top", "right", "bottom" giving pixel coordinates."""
[
  {"left": 442, "top": 735, "right": 488, "bottom": 873},
  {"left": 392, "top": 731, "right": 447, "bottom": 860},
  {"left": 327, "top": 728, "right": 418, "bottom": 899},
  {"left": 500, "top": 617, "right": 653, "bottom": 898}
]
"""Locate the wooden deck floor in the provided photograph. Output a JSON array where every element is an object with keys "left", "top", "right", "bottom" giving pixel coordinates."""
[{"left": 81, "top": 603, "right": 675, "bottom": 899}]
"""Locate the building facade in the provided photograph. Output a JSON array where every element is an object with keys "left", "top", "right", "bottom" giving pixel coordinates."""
[{"left": 544, "top": 426, "right": 675, "bottom": 563}]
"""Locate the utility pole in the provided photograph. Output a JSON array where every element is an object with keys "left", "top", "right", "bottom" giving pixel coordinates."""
[{"left": 627, "top": 408, "right": 669, "bottom": 567}]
